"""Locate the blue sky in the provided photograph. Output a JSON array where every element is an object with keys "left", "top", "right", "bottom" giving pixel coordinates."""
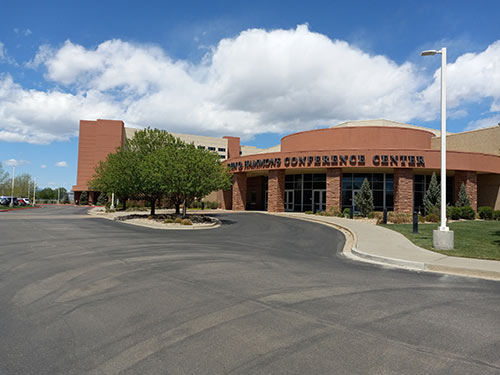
[{"left": 1, "top": 0, "right": 500, "bottom": 190}]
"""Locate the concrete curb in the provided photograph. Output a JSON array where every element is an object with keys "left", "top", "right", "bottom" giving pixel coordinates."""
[{"left": 267, "top": 212, "right": 500, "bottom": 281}]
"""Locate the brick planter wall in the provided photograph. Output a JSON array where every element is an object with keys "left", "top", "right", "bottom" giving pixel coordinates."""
[
  {"left": 454, "top": 171, "right": 478, "bottom": 211},
  {"left": 232, "top": 173, "right": 247, "bottom": 211},
  {"left": 394, "top": 169, "right": 414, "bottom": 214},
  {"left": 326, "top": 168, "right": 342, "bottom": 212},
  {"left": 268, "top": 170, "right": 285, "bottom": 212}
]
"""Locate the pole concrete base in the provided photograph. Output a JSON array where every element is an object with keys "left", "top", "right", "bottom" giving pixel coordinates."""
[{"left": 433, "top": 230, "right": 454, "bottom": 250}]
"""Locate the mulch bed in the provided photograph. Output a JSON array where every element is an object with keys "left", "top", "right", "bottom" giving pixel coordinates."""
[{"left": 115, "top": 213, "right": 216, "bottom": 224}]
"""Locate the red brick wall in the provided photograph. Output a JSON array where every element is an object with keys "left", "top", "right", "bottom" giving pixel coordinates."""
[
  {"left": 73, "top": 119, "right": 124, "bottom": 192},
  {"left": 326, "top": 168, "right": 342, "bottom": 212},
  {"left": 268, "top": 170, "right": 285, "bottom": 212},
  {"left": 232, "top": 173, "right": 247, "bottom": 211},
  {"left": 454, "top": 171, "right": 478, "bottom": 211},
  {"left": 394, "top": 169, "right": 414, "bottom": 214},
  {"left": 223, "top": 136, "right": 241, "bottom": 159},
  {"left": 217, "top": 189, "right": 233, "bottom": 210}
]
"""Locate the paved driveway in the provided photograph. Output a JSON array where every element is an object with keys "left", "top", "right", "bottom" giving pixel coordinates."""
[{"left": 1, "top": 206, "right": 499, "bottom": 374}]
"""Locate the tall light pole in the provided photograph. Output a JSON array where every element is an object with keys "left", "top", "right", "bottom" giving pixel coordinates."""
[
  {"left": 32, "top": 178, "right": 36, "bottom": 206},
  {"left": 9, "top": 166, "right": 15, "bottom": 207},
  {"left": 421, "top": 47, "right": 454, "bottom": 250}
]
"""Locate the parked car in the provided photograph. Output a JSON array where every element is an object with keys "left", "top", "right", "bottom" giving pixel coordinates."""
[
  {"left": 18, "top": 198, "right": 30, "bottom": 206},
  {"left": 0, "top": 196, "right": 18, "bottom": 206}
]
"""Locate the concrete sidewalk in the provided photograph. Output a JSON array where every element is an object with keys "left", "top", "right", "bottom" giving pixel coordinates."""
[{"left": 271, "top": 212, "right": 500, "bottom": 281}]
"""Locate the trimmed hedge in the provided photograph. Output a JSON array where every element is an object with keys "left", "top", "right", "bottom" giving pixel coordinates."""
[{"left": 478, "top": 206, "right": 494, "bottom": 220}]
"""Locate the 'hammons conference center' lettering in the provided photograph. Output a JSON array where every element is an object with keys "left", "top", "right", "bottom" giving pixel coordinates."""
[{"left": 228, "top": 154, "right": 425, "bottom": 171}]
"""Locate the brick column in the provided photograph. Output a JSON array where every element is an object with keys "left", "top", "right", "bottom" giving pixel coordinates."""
[
  {"left": 217, "top": 189, "right": 232, "bottom": 210},
  {"left": 232, "top": 173, "right": 247, "bottom": 211},
  {"left": 394, "top": 169, "right": 414, "bottom": 214},
  {"left": 454, "top": 171, "right": 478, "bottom": 211},
  {"left": 268, "top": 170, "right": 285, "bottom": 212},
  {"left": 88, "top": 191, "right": 96, "bottom": 205},
  {"left": 326, "top": 168, "right": 342, "bottom": 212}
]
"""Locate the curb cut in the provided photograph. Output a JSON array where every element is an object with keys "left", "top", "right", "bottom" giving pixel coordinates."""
[{"left": 351, "top": 247, "right": 426, "bottom": 270}]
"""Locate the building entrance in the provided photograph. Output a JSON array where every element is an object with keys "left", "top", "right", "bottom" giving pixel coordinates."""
[{"left": 312, "top": 189, "right": 326, "bottom": 212}]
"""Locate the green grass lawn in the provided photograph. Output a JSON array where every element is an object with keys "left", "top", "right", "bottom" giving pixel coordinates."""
[{"left": 381, "top": 221, "right": 500, "bottom": 261}]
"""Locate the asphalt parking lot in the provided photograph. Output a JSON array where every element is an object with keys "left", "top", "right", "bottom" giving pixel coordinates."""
[{"left": 1, "top": 206, "right": 499, "bottom": 374}]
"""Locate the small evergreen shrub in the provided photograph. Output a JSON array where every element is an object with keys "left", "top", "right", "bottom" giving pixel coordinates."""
[
  {"left": 79, "top": 191, "right": 89, "bottom": 205},
  {"left": 492, "top": 210, "right": 500, "bottom": 220},
  {"left": 455, "top": 183, "right": 471, "bottom": 207},
  {"left": 174, "top": 217, "right": 183, "bottom": 223},
  {"left": 478, "top": 206, "right": 493, "bottom": 220},
  {"left": 447, "top": 206, "right": 461, "bottom": 220},
  {"left": 459, "top": 206, "right": 475, "bottom": 220},
  {"left": 354, "top": 178, "right": 374, "bottom": 217},
  {"left": 164, "top": 218, "right": 174, "bottom": 224},
  {"left": 305, "top": 211, "right": 314, "bottom": 215},
  {"left": 181, "top": 218, "right": 193, "bottom": 225},
  {"left": 342, "top": 208, "right": 351, "bottom": 218},
  {"left": 424, "top": 173, "right": 440, "bottom": 215},
  {"left": 97, "top": 192, "right": 108, "bottom": 206}
]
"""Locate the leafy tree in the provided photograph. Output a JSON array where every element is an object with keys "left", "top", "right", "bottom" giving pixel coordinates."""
[
  {"left": 79, "top": 191, "right": 89, "bottom": 205},
  {"left": 424, "top": 172, "right": 441, "bottom": 215},
  {"left": 0, "top": 163, "right": 10, "bottom": 194},
  {"left": 354, "top": 178, "right": 374, "bottom": 217},
  {"left": 455, "top": 182, "right": 471, "bottom": 207},
  {"left": 90, "top": 147, "right": 140, "bottom": 210},
  {"left": 161, "top": 143, "right": 232, "bottom": 217},
  {"left": 62, "top": 193, "right": 70, "bottom": 204},
  {"left": 127, "top": 128, "right": 184, "bottom": 215},
  {"left": 38, "top": 187, "right": 56, "bottom": 200}
]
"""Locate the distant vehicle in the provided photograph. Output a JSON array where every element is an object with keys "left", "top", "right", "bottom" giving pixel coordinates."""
[
  {"left": 18, "top": 198, "right": 30, "bottom": 206},
  {"left": 0, "top": 196, "right": 18, "bottom": 206}
]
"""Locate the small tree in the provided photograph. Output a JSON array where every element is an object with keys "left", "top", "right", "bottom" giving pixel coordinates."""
[
  {"left": 354, "top": 178, "right": 374, "bottom": 217},
  {"left": 79, "top": 191, "right": 89, "bottom": 205},
  {"left": 455, "top": 182, "right": 471, "bottom": 207},
  {"left": 62, "top": 194, "right": 70, "bottom": 204},
  {"left": 424, "top": 172, "right": 440, "bottom": 215},
  {"left": 97, "top": 192, "right": 108, "bottom": 205}
]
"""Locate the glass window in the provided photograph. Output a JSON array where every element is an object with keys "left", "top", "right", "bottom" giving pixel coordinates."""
[
  {"left": 218, "top": 147, "right": 226, "bottom": 152},
  {"left": 208, "top": 146, "right": 216, "bottom": 151}
]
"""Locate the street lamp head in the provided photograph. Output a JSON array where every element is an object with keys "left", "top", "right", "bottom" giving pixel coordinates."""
[{"left": 421, "top": 49, "right": 440, "bottom": 56}]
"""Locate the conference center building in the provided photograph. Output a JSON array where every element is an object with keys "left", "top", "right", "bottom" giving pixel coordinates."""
[{"left": 73, "top": 119, "right": 500, "bottom": 214}]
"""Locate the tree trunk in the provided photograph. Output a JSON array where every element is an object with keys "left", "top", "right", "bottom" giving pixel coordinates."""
[
  {"left": 175, "top": 203, "right": 180, "bottom": 215},
  {"left": 182, "top": 198, "right": 187, "bottom": 218},
  {"left": 121, "top": 198, "right": 127, "bottom": 211},
  {"left": 150, "top": 198, "right": 156, "bottom": 216}
]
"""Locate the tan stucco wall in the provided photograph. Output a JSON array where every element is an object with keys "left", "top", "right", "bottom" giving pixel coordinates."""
[
  {"left": 431, "top": 126, "right": 500, "bottom": 156},
  {"left": 478, "top": 174, "right": 500, "bottom": 210}
]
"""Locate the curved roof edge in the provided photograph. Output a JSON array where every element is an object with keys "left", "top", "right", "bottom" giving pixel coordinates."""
[{"left": 331, "top": 119, "right": 443, "bottom": 137}]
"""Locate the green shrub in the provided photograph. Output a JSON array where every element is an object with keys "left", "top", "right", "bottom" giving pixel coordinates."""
[
  {"left": 205, "top": 201, "right": 219, "bottom": 209},
  {"left": 478, "top": 206, "right": 493, "bottom": 220},
  {"left": 305, "top": 211, "right": 314, "bottom": 215},
  {"left": 190, "top": 201, "right": 202, "bottom": 209},
  {"left": 79, "top": 191, "right": 89, "bottom": 205},
  {"left": 174, "top": 217, "right": 183, "bottom": 224},
  {"left": 458, "top": 206, "right": 475, "bottom": 220},
  {"left": 424, "top": 213, "right": 440, "bottom": 223},
  {"left": 148, "top": 215, "right": 155, "bottom": 220},
  {"left": 181, "top": 218, "right": 193, "bottom": 225},
  {"left": 164, "top": 218, "right": 174, "bottom": 224},
  {"left": 493, "top": 210, "right": 500, "bottom": 220},
  {"left": 96, "top": 192, "right": 108, "bottom": 206},
  {"left": 447, "top": 206, "right": 461, "bottom": 220},
  {"left": 354, "top": 178, "right": 374, "bottom": 217},
  {"left": 342, "top": 208, "right": 351, "bottom": 218},
  {"left": 455, "top": 183, "right": 471, "bottom": 207},
  {"left": 424, "top": 172, "right": 440, "bottom": 215}
]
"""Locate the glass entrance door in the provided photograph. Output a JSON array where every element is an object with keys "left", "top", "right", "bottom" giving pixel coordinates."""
[
  {"left": 285, "top": 190, "right": 294, "bottom": 211},
  {"left": 312, "top": 189, "right": 326, "bottom": 212}
]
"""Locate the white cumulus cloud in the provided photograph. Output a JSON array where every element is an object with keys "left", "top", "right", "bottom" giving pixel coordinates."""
[
  {"left": 1, "top": 25, "right": 500, "bottom": 144},
  {"left": 55, "top": 161, "right": 68, "bottom": 167},
  {"left": 4, "top": 159, "right": 30, "bottom": 167},
  {"left": 40, "top": 164, "right": 47, "bottom": 168}
]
